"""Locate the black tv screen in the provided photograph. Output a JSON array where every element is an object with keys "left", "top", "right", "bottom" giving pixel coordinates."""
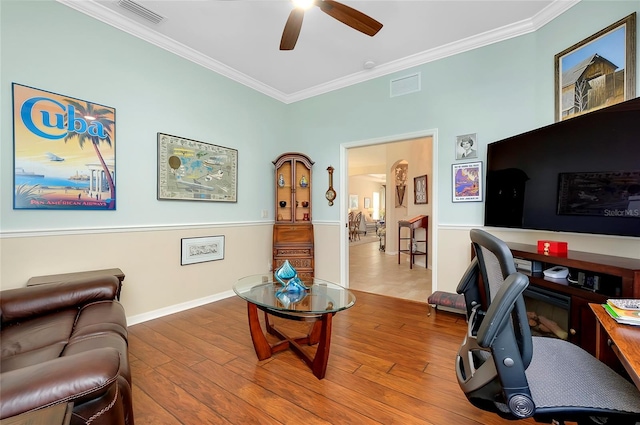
[{"left": 485, "top": 97, "right": 640, "bottom": 238}]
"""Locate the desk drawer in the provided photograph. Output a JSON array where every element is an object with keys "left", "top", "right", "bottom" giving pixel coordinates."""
[
  {"left": 274, "top": 257, "right": 313, "bottom": 270},
  {"left": 274, "top": 247, "right": 312, "bottom": 258}
]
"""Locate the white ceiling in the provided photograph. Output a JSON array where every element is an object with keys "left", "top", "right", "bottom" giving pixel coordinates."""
[{"left": 57, "top": 0, "right": 578, "bottom": 103}]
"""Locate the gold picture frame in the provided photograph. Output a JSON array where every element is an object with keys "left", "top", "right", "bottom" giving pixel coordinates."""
[{"left": 554, "top": 13, "right": 636, "bottom": 122}]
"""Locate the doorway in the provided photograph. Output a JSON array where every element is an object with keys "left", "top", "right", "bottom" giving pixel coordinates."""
[{"left": 340, "top": 130, "right": 438, "bottom": 303}]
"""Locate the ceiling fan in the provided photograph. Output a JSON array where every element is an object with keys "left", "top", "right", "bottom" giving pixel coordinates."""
[{"left": 280, "top": 0, "right": 383, "bottom": 50}]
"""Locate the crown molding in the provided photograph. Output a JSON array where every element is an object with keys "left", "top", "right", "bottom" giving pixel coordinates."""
[
  {"left": 56, "top": 0, "right": 288, "bottom": 101},
  {"left": 56, "top": 0, "right": 580, "bottom": 104}
]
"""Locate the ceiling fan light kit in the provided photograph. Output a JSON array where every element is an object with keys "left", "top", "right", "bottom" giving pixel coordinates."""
[{"left": 280, "top": 0, "right": 383, "bottom": 51}]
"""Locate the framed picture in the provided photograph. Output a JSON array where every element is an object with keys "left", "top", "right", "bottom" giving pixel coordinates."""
[
  {"left": 181, "top": 235, "right": 225, "bottom": 265},
  {"left": 452, "top": 161, "right": 483, "bottom": 203},
  {"left": 414, "top": 175, "right": 428, "bottom": 204},
  {"left": 554, "top": 13, "right": 636, "bottom": 122},
  {"left": 455, "top": 133, "right": 478, "bottom": 160},
  {"left": 349, "top": 194, "right": 358, "bottom": 209},
  {"left": 12, "top": 83, "right": 116, "bottom": 210},
  {"left": 158, "top": 133, "right": 237, "bottom": 202},
  {"left": 364, "top": 197, "right": 371, "bottom": 209}
]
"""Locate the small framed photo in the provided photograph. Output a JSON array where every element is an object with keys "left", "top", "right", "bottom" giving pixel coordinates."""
[
  {"left": 181, "top": 235, "right": 225, "bottom": 265},
  {"left": 554, "top": 13, "right": 636, "bottom": 121},
  {"left": 452, "top": 162, "right": 483, "bottom": 203},
  {"left": 455, "top": 133, "right": 478, "bottom": 160},
  {"left": 414, "top": 175, "right": 428, "bottom": 204},
  {"left": 364, "top": 197, "right": 371, "bottom": 209},
  {"left": 349, "top": 194, "right": 358, "bottom": 209}
]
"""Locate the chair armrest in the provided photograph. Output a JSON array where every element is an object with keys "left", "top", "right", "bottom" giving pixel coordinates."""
[
  {"left": 0, "top": 348, "right": 121, "bottom": 419},
  {"left": 476, "top": 273, "right": 528, "bottom": 348},
  {"left": 1, "top": 275, "right": 119, "bottom": 325}
]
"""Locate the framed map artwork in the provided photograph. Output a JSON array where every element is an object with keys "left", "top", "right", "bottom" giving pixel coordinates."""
[{"left": 158, "top": 133, "right": 238, "bottom": 202}]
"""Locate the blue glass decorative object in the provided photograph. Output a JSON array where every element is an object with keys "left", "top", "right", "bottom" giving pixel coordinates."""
[
  {"left": 275, "top": 259, "right": 297, "bottom": 285},
  {"left": 275, "top": 289, "right": 307, "bottom": 308},
  {"left": 274, "top": 260, "right": 309, "bottom": 301}
]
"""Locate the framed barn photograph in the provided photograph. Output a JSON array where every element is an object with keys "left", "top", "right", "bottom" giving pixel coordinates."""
[{"left": 555, "top": 13, "right": 636, "bottom": 121}]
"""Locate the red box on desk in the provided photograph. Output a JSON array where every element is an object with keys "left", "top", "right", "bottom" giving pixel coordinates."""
[{"left": 537, "top": 240, "right": 568, "bottom": 255}]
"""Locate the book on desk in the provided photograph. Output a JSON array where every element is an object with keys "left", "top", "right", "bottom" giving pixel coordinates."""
[{"left": 603, "top": 300, "right": 640, "bottom": 326}]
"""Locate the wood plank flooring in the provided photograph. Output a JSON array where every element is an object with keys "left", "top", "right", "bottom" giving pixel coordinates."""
[{"left": 129, "top": 291, "right": 539, "bottom": 425}]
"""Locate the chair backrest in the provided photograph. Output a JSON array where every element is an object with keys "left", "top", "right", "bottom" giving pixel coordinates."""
[
  {"left": 456, "top": 229, "right": 535, "bottom": 418},
  {"left": 353, "top": 211, "right": 362, "bottom": 230}
]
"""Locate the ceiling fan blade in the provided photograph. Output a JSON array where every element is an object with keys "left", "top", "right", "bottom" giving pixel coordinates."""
[
  {"left": 280, "top": 8, "right": 304, "bottom": 50},
  {"left": 317, "top": 0, "right": 382, "bottom": 37}
]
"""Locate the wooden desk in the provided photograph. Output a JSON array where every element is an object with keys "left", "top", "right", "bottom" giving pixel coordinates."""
[{"left": 590, "top": 303, "right": 640, "bottom": 389}]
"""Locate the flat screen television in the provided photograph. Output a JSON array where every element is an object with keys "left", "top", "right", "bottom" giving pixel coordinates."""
[{"left": 485, "top": 97, "right": 640, "bottom": 238}]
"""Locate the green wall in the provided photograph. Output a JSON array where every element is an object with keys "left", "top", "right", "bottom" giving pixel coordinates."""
[
  {"left": 1, "top": 0, "right": 286, "bottom": 232},
  {"left": 2, "top": 0, "right": 638, "bottom": 231},
  {"left": 287, "top": 0, "right": 640, "bottom": 223}
]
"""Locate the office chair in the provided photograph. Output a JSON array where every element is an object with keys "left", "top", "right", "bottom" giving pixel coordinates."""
[{"left": 455, "top": 229, "right": 640, "bottom": 425}]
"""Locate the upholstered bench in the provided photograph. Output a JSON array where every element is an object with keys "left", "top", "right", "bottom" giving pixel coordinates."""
[{"left": 427, "top": 290, "right": 466, "bottom": 316}]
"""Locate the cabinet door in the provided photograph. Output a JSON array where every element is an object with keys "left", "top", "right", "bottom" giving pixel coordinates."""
[
  {"left": 276, "top": 160, "right": 293, "bottom": 222},
  {"left": 294, "top": 159, "right": 311, "bottom": 223},
  {"left": 274, "top": 153, "right": 313, "bottom": 224},
  {"left": 570, "top": 294, "right": 602, "bottom": 355}
]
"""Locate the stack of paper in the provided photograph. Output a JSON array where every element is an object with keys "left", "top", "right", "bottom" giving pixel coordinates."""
[{"left": 603, "top": 299, "right": 640, "bottom": 326}]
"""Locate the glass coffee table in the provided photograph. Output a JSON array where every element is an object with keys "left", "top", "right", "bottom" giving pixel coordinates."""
[{"left": 234, "top": 274, "right": 356, "bottom": 379}]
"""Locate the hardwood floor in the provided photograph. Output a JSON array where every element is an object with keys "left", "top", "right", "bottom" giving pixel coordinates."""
[{"left": 129, "top": 290, "right": 538, "bottom": 424}]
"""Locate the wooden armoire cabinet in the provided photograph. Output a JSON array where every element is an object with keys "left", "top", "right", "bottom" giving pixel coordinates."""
[{"left": 272, "top": 152, "right": 314, "bottom": 280}]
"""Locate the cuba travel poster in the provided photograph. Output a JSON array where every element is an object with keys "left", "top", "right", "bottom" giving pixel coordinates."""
[{"left": 13, "top": 83, "right": 116, "bottom": 210}]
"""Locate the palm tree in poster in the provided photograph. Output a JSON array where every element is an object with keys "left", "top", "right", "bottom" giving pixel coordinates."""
[{"left": 63, "top": 99, "right": 116, "bottom": 209}]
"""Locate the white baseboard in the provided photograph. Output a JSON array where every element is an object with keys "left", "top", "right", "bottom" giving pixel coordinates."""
[{"left": 126, "top": 290, "right": 235, "bottom": 326}]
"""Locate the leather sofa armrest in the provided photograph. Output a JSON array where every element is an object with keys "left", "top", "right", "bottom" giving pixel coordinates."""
[
  {"left": 0, "top": 275, "right": 119, "bottom": 324},
  {"left": 0, "top": 348, "right": 121, "bottom": 419}
]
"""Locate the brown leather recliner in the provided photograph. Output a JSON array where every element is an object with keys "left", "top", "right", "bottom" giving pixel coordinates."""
[{"left": 0, "top": 275, "right": 133, "bottom": 425}]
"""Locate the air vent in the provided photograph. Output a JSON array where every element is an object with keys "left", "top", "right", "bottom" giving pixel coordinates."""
[
  {"left": 390, "top": 73, "right": 421, "bottom": 97},
  {"left": 117, "top": 0, "right": 165, "bottom": 24}
]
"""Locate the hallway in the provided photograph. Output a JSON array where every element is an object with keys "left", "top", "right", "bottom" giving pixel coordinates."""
[{"left": 348, "top": 237, "right": 431, "bottom": 303}]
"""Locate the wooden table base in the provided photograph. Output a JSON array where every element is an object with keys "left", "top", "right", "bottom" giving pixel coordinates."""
[{"left": 246, "top": 302, "right": 333, "bottom": 379}]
